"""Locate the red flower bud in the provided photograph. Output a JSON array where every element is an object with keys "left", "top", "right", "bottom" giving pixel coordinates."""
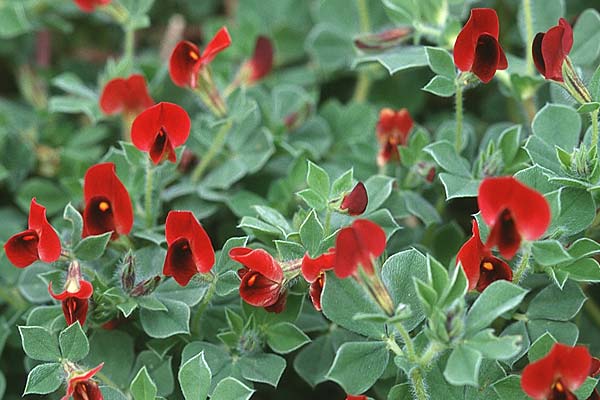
[
  {"left": 99, "top": 74, "right": 154, "bottom": 116},
  {"left": 169, "top": 27, "right": 231, "bottom": 88},
  {"left": 341, "top": 182, "right": 368, "bottom": 216},
  {"left": 354, "top": 27, "right": 412, "bottom": 50},
  {"left": 376, "top": 108, "right": 413, "bottom": 166},
  {"left": 532, "top": 18, "right": 573, "bottom": 82},
  {"left": 230, "top": 247, "right": 285, "bottom": 310},
  {"left": 63, "top": 363, "right": 104, "bottom": 400},
  {"left": 453, "top": 8, "right": 508, "bottom": 83},
  {"left": 83, "top": 163, "right": 133, "bottom": 239},
  {"left": 521, "top": 343, "right": 591, "bottom": 400},
  {"left": 49, "top": 261, "right": 93, "bottom": 327},
  {"left": 131, "top": 102, "right": 191, "bottom": 165},
  {"left": 163, "top": 211, "right": 215, "bottom": 286},
  {"left": 4, "top": 198, "right": 61, "bottom": 268},
  {"left": 73, "top": 0, "right": 110, "bottom": 12},
  {"left": 456, "top": 220, "right": 513, "bottom": 291},
  {"left": 478, "top": 176, "right": 550, "bottom": 259},
  {"left": 334, "top": 219, "right": 386, "bottom": 278},
  {"left": 242, "top": 36, "right": 274, "bottom": 84}
]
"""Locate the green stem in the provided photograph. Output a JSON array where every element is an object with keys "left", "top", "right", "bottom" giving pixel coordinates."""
[
  {"left": 324, "top": 208, "right": 332, "bottom": 236},
  {"left": 393, "top": 322, "right": 416, "bottom": 360},
  {"left": 356, "top": 0, "right": 370, "bottom": 33},
  {"left": 352, "top": 0, "right": 372, "bottom": 103},
  {"left": 144, "top": 161, "right": 154, "bottom": 228},
  {"left": 591, "top": 110, "right": 599, "bottom": 152},
  {"left": 522, "top": 0, "right": 534, "bottom": 75},
  {"left": 454, "top": 80, "right": 464, "bottom": 152},
  {"left": 513, "top": 246, "right": 532, "bottom": 284},
  {"left": 191, "top": 275, "right": 217, "bottom": 336},
  {"left": 410, "top": 368, "right": 429, "bottom": 400},
  {"left": 418, "top": 342, "right": 443, "bottom": 367},
  {"left": 124, "top": 25, "right": 135, "bottom": 64},
  {"left": 191, "top": 120, "right": 233, "bottom": 183}
]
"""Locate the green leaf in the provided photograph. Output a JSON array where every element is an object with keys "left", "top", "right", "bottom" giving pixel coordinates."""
[
  {"left": 438, "top": 173, "right": 480, "bottom": 199},
  {"left": 551, "top": 187, "right": 596, "bottom": 236},
  {"left": 402, "top": 191, "right": 441, "bottom": 225},
  {"left": 84, "top": 330, "right": 135, "bottom": 388},
  {"left": 574, "top": 377, "right": 599, "bottom": 399},
  {"left": 211, "top": 377, "right": 254, "bottom": 400},
  {"left": 492, "top": 375, "right": 529, "bottom": 400},
  {"left": 331, "top": 169, "right": 354, "bottom": 198},
  {"left": 293, "top": 336, "right": 335, "bottom": 388},
  {"left": 178, "top": 352, "right": 211, "bottom": 400},
  {"left": 499, "top": 126, "right": 522, "bottom": 166},
  {"left": 465, "top": 281, "right": 528, "bottom": 336},
  {"left": 527, "top": 320, "right": 578, "bottom": 345},
  {"left": 253, "top": 205, "right": 292, "bottom": 235},
  {"left": 465, "top": 330, "right": 522, "bottom": 360},
  {"left": 59, "top": 322, "right": 89, "bottom": 362},
  {"left": 130, "top": 366, "right": 158, "bottom": 400},
  {"left": 307, "top": 161, "right": 330, "bottom": 199},
  {"left": 18, "top": 326, "right": 61, "bottom": 362},
  {"left": 424, "top": 141, "right": 472, "bottom": 177},
  {"left": 63, "top": 203, "right": 83, "bottom": 246},
  {"left": 528, "top": 332, "right": 557, "bottom": 362},
  {"left": 531, "top": 240, "right": 572, "bottom": 266},
  {"left": 425, "top": 47, "right": 455, "bottom": 79},
  {"left": 23, "top": 363, "right": 63, "bottom": 395},
  {"left": 571, "top": 9, "right": 600, "bottom": 66},
  {"left": 140, "top": 299, "right": 190, "bottom": 338},
  {"left": 576, "top": 102, "right": 600, "bottom": 114},
  {"left": 363, "top": 175, "right": 394, "bottom": 213},
  {"left": 561, "top": 258, "right": 600, "bottom": 282},
  {"left": 423, "top": 75, "right": 456, "bottom": 97},
  {"left": 299, "top": 210, "right": 324, "bottom": 257},
  {"left": 297, "top": 188, "right": 327, "bottom": 210},
  {"left": 266, "top": 322, "right": 311, "bottom": 354},
  {"left": 326, "top": 341, "right": 389, "bottom": 394},
  {"left": 73, "top": 231, "right": 112, "bottom": 261},
  {"left": 527, "top": 280, "right": 586, "bottom": 321},
  {"left": 518, "top": 0, "right": 565, "bottom": 45},
  {"left": 238, "top": 353, "right": 286, "bottom": 387},
  {"left": 354, "top": 46, "right": 428, "bottom": 74},
  {"left": 443, "top": 345, "right": 482, "bottom": 386}
]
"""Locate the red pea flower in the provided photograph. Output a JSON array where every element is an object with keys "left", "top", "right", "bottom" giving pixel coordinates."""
[
  {"left": 83, "top": 162, "right": 133, "bottom": 239},
  {"left": 456, "top": 219, "right": 512, "bottom": 291},
  {"left": 169, "top": 27, "right": 232, "bottom": 88},
  {"left": 62, "top": 363, "right": 104, "bottom": 400},
  {"left": 73, "top": 0, "right": 110, "bottom": 12},
  {"left": 241, "top": 36, "right": 274, "bottom": 84},
  {"left": 532, "top": 18, "right": 573, "bottom": 82},
  {"left": 301, "top": 249, "right": 335, "bottom": 311},
  {"left": 334, "top": 219, "right": 386, "bottom": 279},
  {"left": 49, "top": 262, "right": 93, "bottom": 327},
  {"left": 376, "top": 108, "right": 413, "bottom": 166},
  {"left": 346, "top": 395, "right": 368, "bottom": 400},
  {"left": 131, "top": 102, "right": 191, "bottom": 165},
  {"left": 163, "top": 211, "right": 215, "bottom": 286},
  {"left": 229, "top": 247, "right": 286, "bottom": 312},
  {"left": 478, "top": 176, "right": 550, "bottom": 259},
  {"left": 99, "top": 74, "right": 154, "bottom": 116},
  {"left": 340, "top": 182, "right": 368, "bottom": 216},
  {"left": 453, "top": 8, "right": 508, "bottom": 83},
  {"left": 4, "top": 198, "right": 61, "bottom": 268},
  {"left": 521, "top": 343, "right": 591, "bottom": 400}
]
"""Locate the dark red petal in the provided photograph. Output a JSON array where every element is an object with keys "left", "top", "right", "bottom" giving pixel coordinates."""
[
  {"left": 590, "top": 357, "right": 600, "bottom": 377},
  {"left": 62, "top": 297, "right": 89, "bottom": 326},
  {"left": 239, "top": 270, "right": 282, "bottom": 307},
  {"left": 309, "top": 274, "right": 325, "bottom": 311},
  {"left": 163, "top": 237, "right": 199, "bottom": 286},
  {"left": 334, "top": 219, "right": 386, "bottom": 278},
  {"left": 541, "top": 24, "right": 570, "bottom": 81},
  {"left": 99, "top": 74, "right": 153, "bottom": 115},
  {"left": 478, "top": 177, "right": 550, "bottom": 241},
  {"left": 4, "top": 230, "right": 40, "bottom": 268},
  {"left": 301, "top": 249, "right": 335, "bottom": 282},
  {"left": 65, "top": 363, "right": 104, "bottom": 399},
  {"left": 264, "top": 291, "right": 287, "bottom": 313},
  {"left": 165, "top": 211, "right": 215, "bottom": 273},
  {"left": 229, "top": 247, "right": 283, "bottom": 282},
  {"left": 456, "top": 220, "right": 486, "bottom": 290},
  {"left": 73, "top": 379, "right": 103, "bottom": 400},
  {"left": 200, "top": 26, "right": 232, "bottom": 65},
  {"left": 148, "top": 127, "right": 176, "bottom": 165},
  {"left": 83, "top": 162, "right": 133, "bottom": 237},
  {"left": 589, "top": 389, "right": 600, "bottom": 400},
  {"left": 558, "top": 18, "right": 574, "bottom": 54},
  {"left": 475, "top": 255, "right": 513, "bottom": 291},
  {"left": 532, "top": 32, "right": 546, "bottom": 77},
  {"left": 341, "top": 182, "right": 368, "bottom": 216},
  {"left": 28, "top": 198, "right": 61, "bottom": 263},
  {"left": 247, "top": 36, "right": 274, "bottom": 82},
  {"left": 131, "top": 102, "right": 191, "bottom": 156},
  {"left": 169, "top": 40, "right": 202, "bottom": 88},
  {"left": 471, "top": 34, "right": 502, "bottom": 83},
  {"left": 454, "top": 8, "right": 501, "bottom": 72},
  {"left": 73, "top": 0, "right": 110, "bottom": 12},
  {"left": 83, "top": 196, "right": 117, "bottom": 238},
  {"left": 346, "top": 396, "right": 368, "bottom": 400},
  {"left": 485, "top": 208, "right": 522, "bottom": 259}
]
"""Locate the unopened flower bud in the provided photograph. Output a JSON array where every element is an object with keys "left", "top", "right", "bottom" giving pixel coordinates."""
[{"left": 130, "top": 275, "right": 161, "bottom": 297}]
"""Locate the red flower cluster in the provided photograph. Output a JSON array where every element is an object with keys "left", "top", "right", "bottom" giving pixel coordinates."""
[
  {"left": 334, "top": 219, "right": 386, "bottom": 278},
  {"left": 99, "top": 74, "right": 154, "bottom": 116},
  {"left": 521, "top": 343, "right": 592, "bottom": 400},
  {"left": 169, "top": 27, "right": 232, "bottom": 88},
  {"left": 453, "top": 8, "right": 508, "bottom": 83},
  {"left": 73, "top": 0, "right": 110, "bottom": 12},
  {"left": 131, "top": 102, "right": 191, "bottom": 165},
  {"left": 163, "top": 211, "right": 215, "bottom": 286},
  {"left": 62, "top": 363, "right": 104, "bottom": 400},
  {"left": 4, "top": 198, "right": 61, "bottom": 268},
  {"left": 229, "top": 247, "right": 286, "bottom": 313},
  {"left": 340, "top": 182, "right": 368, "bottom": 216},
  {"left": 301, "top": 249, "right": 335, "bottom": 311},
  {"left": 83, "top": 163, "right": 133, "bottom": 239},
  {"left": 49, "top": 261, "right": 93, "bottom": 327},
  {"left": 532, "top": 18, "right": 573, "bottom": 82},
  {"left": 376, "top": 108, "right": 413, "bottom": 166}
]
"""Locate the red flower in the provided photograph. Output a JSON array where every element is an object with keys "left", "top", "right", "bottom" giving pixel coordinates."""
[
  {"left": 346, "top": 395, "right": 368, "bottom": 400},
  {"left": 83, "top": 163, "right": 133, "bottom": 238},
  {"left": 478, "top": 176, "right": 550, "bottom": 259},
  {"left": 169, "top": 27, "right": 231, "bottom": 88},
  {"left": 229, "top": 247, "right": 286, "bottom": 311},
  {"left": 99, "top": 74, "right": 154, "bottom": 116},
  {"left": 301, "top": 249, "right": 335, "bottom": 311},
  {"left": 131, "top": 102, "right": 191, "bottom": 165},
  {"left": 453, "top": 8, "right": 508, "bottom": 83},
  {"left": 4, "top": 198, "right": 61, "bottom": 268},
  {"left": 532, "top": 18, "right": 573, "bottom": 82},
  {"left": 521, "top": 343, "right": 591, "bottom": 400},
  {"left": 73, "top": 0, "right": 110, "bottom": 12},
  {"left": 334, "top": 219, "right": 386, "bottom": 279},
  {"left": 62, "top": 363, "right": 104, "bottom": 400},
  {"left": 456, "top": 220, "right": 513, "bottom": 291},
  {"left": 376, "top": 108, "right": 413, "bottom": 166},
  {"left": 341, "top": 182, "right": 368, "bottom": 216},
  {"left": 241, "top": 36, "right": 274, "bottom": 84},
  {"left": 163, "top": 211, "right": 215, "bottom": 286},
  {"left": 49, "top": 262, "right": 93, "bottom": 326}
]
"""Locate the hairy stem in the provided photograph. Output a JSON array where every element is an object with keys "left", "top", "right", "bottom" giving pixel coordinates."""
[
  {"left": 591, "top": 109, "right": 599, "bottom": 153},
  {"left": 410, "top": 368, "right": 429, "bottom": 400},
  {"left": 352, "top": 0, "right": 372, "bottom": 102},
  {"left": 191, "top": 275, "right": 217, "bottom": 336},
  {"left": 522, "top": 0, "right": 534, "bottom": 75},
  {"left": 144, "top": 161, "right": 154, "bottom": 228},
  {"left": 124, "top": 25, "right": 135, "bottom": 64},
  {"left": 191, "top": 119, "right": 233, "bottom": 183},
  {"left": 513, "top": 246, "right": 532, "bottom": 284},
  {"left": 454, "top": 80, "right": 464, "bottom": 152}
]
